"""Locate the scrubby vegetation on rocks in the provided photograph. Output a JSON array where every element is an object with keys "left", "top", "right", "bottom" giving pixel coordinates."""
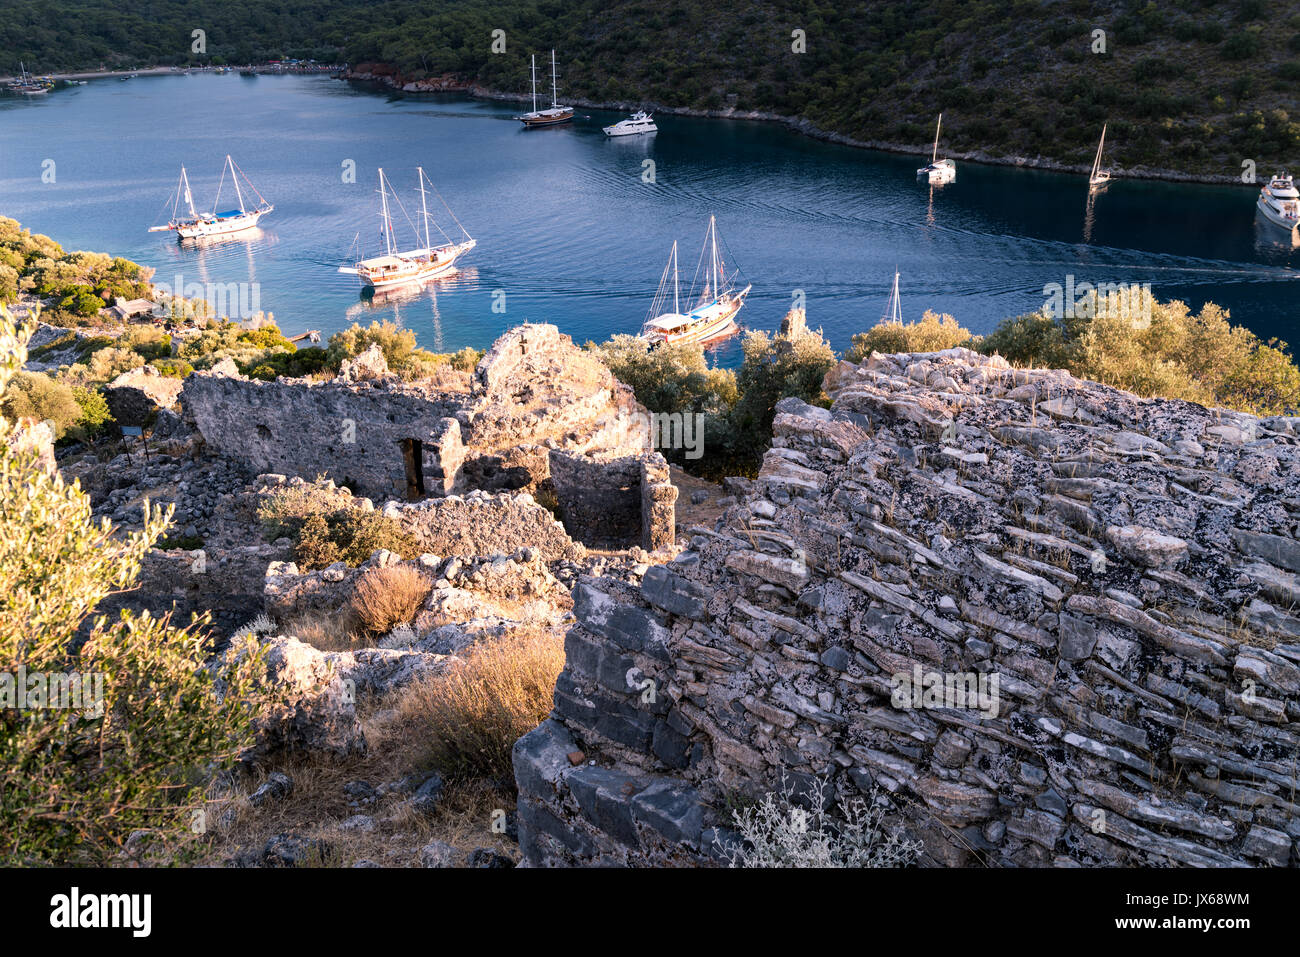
[{"left": 0, "top": 306, "right": 274, "bottom": 865}]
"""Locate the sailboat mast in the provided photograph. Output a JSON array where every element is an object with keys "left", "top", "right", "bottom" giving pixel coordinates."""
[
  {"left": 379, "top": 169, "right": 394, "bottom": 256},
  {"left": 228, "top": 155, "right": 246, "bottom": 213},
  {"left": 417, "top": 167, "right": 431, "bottom": 250},
  {"left": 181, "top": 166, "right": 197, "bottom": 218},
  {"left": 531, "top": 55, "right": 537, "bottom": 113},
  {"left": 551, "top": 49, "right": 558, "bottom": 108},
  {"left": 672, "top": 241, "right": 679, "bottom": 315},
  {"left": 1092, "top": 124, "right": 1106, "bottom": 179},
  {"left": 933, "top": 114, "right": 942, "bottom": 164},
  {"left": 710, "top": 216, "right": 720, "bottom": 299}
]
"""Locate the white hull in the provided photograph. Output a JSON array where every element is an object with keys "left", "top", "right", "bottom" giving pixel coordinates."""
[
  {"left": 347, "top": 240, "right": 476, "bottom": 290},
  {"left": 604, "top": 125, "right": 656, "bottom": 137},
  {"left": 176, "top": 208, "right": 269, "bottom": 238},
  {"left": 640, "top": 287, "right": 750, "bottom": 346},
  {"left": 1257, "top": 196, "right": 1299, "bottom": 232},
  {"left": 918, "top": 164, "right": 956, "bottom": 184}
]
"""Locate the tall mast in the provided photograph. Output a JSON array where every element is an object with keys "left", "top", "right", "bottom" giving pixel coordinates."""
[
  {"left": 417, "top": 166, "right": 431, "bottom": 250},
  {"left": 530, "top": 55, "right": 537, "bottom": 113},
  {"left": 672, "top": 241, "right": 679, "bottom": 315},
  {"left": 1092, "top": 123, "right": 1106, "bottom": 179},
  {"left": 378, "top": 168, "right": 393, "bottom": 256},
  {"left": 180, "top": 167, "right": 197, "bottom": 218},
  {"left": 710, "top": 216, "right": 719, "bottom": 299},
  {"left": 551, "top": 49, "right": 558, "bottom": 108},
  {"left": 228, "top": 155, "right": 246, "bottom": 213},
  {"left": 932, "top": 114, "right": 942, "bottom": 164}
]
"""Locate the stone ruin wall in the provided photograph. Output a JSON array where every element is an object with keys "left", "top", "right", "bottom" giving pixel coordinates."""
[
  {"left": 514, "top": 347, "right": 1300, "bottom": 868},
  {"left": 181, "top": 324, "right": 675, "bottom": 552}
]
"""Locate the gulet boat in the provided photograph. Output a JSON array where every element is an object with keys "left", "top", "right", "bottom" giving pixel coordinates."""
[
  {"left": 148, "top": 155, "right": 273, "bottom": 239},
  {"left": 517, "top": 51, "right": 574, "bottom": 128},
  {"left": 338, "top": 167, "right": 476, "bottom": 291},
  {"left": 639, "top": 216, "right": 750, "bottom": 347}
]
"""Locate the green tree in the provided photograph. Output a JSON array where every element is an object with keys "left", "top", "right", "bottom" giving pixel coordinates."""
[{"left": 0, "top": 306, "right": 273, "bottom": 865}]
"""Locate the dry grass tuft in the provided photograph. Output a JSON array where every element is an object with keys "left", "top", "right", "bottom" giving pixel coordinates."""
[
  {"left": 349, "top": 565, "right": 431, "bottom": 635},
  {"left": 390, "top": 628, "right": 564, "bottom": 782},
  {"left": 281, "top": 609, "right": 366, "bottom": 652}
]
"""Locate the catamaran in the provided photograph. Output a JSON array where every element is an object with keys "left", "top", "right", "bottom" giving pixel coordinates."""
[
  {"left": 148, "top": 155, "right": 274, "bottom": 239},
  {"left": 517, "top": 51, "right": 574, "bottom": 128},
  {"left": 917, "top": 113, "right": 956, "bottom": 185},
  {"left": 338, "top": 167, "right": 476, "bottom": 291},
  {"left": 604, "top": 110, "right": 657, "bottom": 137},
  {"left": 1257, "top": 171, "right": 1300, "bottom": 232},
  {"left": 639, "top": 216, "right": 751, "bottom": 346},
  {"left": 1089, "top": 124, "right": 1112, "bottom": 190}
]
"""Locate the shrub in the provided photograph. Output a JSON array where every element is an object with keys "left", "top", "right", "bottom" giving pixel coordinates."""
[
  {"left": 278, "top": 609, "right": 363, "bottom": 652},
  {"left": 349, "top": 565, "right": 431, "bottom": 635},
  {"left": 0, "top": 371, "right": 82, "bottom": 440},
  {"left": 394, "top": 629, "right": 564, "bottom": 782},
  {"left": 726, "top": 320, "right": 836, "bottom": 467},
  {"left": 719, "top": 774, "right": 923, "bottom": 868},
  {"left": 118, "top": 325, "right": 172, "bottom": 361},
  {"left": 980, "top": 297, "right": 1300, "bottom": 415},
  {"left": 327, "top": 319, "right": 438, "bottom": 378},
  {"left": 70, "top": 385, "right": 113, "bottom": 441},
  {"left": 151, "top": 358, "right": 194, "bottom": 378},
  {"left": 846, "top": 310, "right": 975, "bottom": 362},
  {"left": 86, "top": 345, "right": 144, "bottom": 382},
  {"left": 0, "top": 306, "right": 272, "bottom": 865},
  {"left": 588, "top": 334, "right": 738, "bottom": 418},
  {"left": 260, "top": 485, "right": 421, "bottom": 571}
]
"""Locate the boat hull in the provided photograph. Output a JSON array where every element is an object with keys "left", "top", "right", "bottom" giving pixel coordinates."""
[
  {"left": 918, "top": 165, "right": 956, "bottom": 185},
  {"left": 1257, "top": 196, "right": 1299, "bottom": 232},
  {"left": 520, "top": 110, "right": 574, "bottom": 128},
  {"left": 177, "top": 208, "right": 270, "bottom": 239},
  {"left": 640, "top": 291, "right": 748, "bottom": 347},
  {"left": 604, "top": 124, "right": 656, "bottom": 137},
  {"left": 357, "top": 241, "right": 476, "bottom": 290}
]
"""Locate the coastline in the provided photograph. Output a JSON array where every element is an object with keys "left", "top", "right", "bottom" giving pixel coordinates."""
[{"left": 344, "top": 71, "right": 1253, "bottom": 188}]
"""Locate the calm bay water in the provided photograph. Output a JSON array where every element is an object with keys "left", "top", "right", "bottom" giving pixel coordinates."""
[{"left": 1, "top": 72, "right": 1297, "bottom": 366}]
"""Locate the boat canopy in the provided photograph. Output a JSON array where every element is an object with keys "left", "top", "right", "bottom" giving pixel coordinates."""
[
  {"left": 358, "top": 254, "right": 407, "bottom": 269},
  {"left": 215, "top": 209, "right": 244, "bottom": 219},
  {"left": 643, "top": 313, "right": 691, "bottom": 332}
]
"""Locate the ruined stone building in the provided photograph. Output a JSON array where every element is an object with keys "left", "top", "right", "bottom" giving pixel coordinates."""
[
  {"left": 181, "top": 324, "right": 676, "bottom": 551},
  {"left": 514, "top": 347, "right": 1300, "bottom": 867}
]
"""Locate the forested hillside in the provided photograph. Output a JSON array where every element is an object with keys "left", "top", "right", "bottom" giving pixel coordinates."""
[{"left": 3, "top": 0, "right": 1297, "bottom": 174}]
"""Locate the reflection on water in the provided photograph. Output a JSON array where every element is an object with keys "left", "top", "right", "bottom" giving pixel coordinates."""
[
  {"left": 1254, "top": 211, "right": 1300, "bottom": 257},
  {"left": 1, "top": 73, "right": 1296, "bottom": 364}
]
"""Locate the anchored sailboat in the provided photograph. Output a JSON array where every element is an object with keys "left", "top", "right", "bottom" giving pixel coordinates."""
[
  {"left": 517, "top": 51, "right": 574, "bottom": 127},
  {"left": 338, "top": 167, "right": 476, "bottom": 291},
  {"left": 148, "top": 155, "right": 273, "bottom": 239},
  {"left": 1089, "top": 124, "right": 1112, "bottom": 190},
  {"left": 917, "top": 113, "right": 956, "bottom": 184},
  {"left": 882, "top": 269, "right": 903, "bottom": 323},
  {"left": 639, "top": 216, "right": 751, "bottom": 346},
  {"left": 8, "top": 62, "right": 50, "bottom": 95}
]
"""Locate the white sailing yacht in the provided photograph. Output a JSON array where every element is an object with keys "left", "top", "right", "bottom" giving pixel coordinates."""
[
  {"left": 338, "top": 167, "right": 476, "bottom": 291},
  {"left": 148, "top": 155, "right": 273, "bottom": 239},
  {"left": 882, "top": 269, "right": 903, "bottom": 323},
  {"left": 1089, "top": 124, "right": 1112, "bottom": 190},
  {"left": 517, "top": 51, "right": 574, "bottom": 128},
  {"left": 917, "top": 114, "right": 956, "bottom": 184},
  {"left": 1257, "top": 172, "right": 1300, "bottom": 232},
  {"left": 604, "top": 110, "right": 657, "bottom": 137},
  {"left": 639, "top": 216, "right": 751, "bottom": 346}
]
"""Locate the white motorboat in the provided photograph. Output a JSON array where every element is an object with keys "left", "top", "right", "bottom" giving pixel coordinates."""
[
  {"left": 604, "top": 110, "right": 657, "bottom": 137},
  {"left": 1257, "top": 172, "right": 1300, "bottom": 232},
  {"left": 917, "top": 113, "right": 956, "bottom": 184}
]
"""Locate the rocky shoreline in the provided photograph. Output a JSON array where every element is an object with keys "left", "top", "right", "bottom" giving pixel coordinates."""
[{"left": 342, "top": 68, "right": 1252, "bottom": 188}]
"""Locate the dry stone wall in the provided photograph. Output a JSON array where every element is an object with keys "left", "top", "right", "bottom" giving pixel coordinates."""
[
  {"left": 182, "top": 324, "right": 675, "bottom": 549},
  {"left": 514, "top": 347, "right": 1300, "bottom": 867}
]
